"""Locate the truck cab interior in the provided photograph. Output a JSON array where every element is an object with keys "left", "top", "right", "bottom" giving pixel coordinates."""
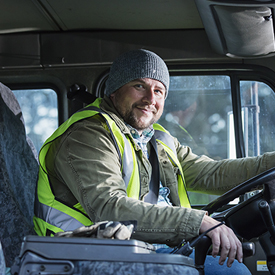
[{"left": 2, "top": 0, "right": 275, "bottom": 274}]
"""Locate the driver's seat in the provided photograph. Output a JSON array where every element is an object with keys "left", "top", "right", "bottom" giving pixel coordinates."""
[{"left": 0, "top": 82, "right": 38, "bottom": 267}]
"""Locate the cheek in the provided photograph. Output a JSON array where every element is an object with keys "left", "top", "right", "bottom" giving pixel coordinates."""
[
  {"left": 156, "top": 100, "right": 165, "bottom": 112},
  {"left": 116, "top": 97, "right": 133, "bottom": 115}
]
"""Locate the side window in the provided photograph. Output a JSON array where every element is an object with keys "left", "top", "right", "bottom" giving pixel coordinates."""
[
  {"left": 160, "top": 75, "right": 275, "bottom": 206},
  {"left": 160, "top": 75, "right": 231, "bottom": 159},
  {"left": 240, "top": 81, "right": 275, "bottom": 157},
  {"left": 13, "top": 89, "right": 58, "bottom": 153}
]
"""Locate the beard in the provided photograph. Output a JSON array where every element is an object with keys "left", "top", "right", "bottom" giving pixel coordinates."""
[
  {"left": 114, "top": 100, "right": 161, "bottom": 132},
  {"left": 123, "top": 104, "right": 158, "bottom": 131}
]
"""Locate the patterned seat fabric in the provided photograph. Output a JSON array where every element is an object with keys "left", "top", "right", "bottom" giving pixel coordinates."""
[{"left": 0, "top": 83, "right": 38, "bottom": 267}]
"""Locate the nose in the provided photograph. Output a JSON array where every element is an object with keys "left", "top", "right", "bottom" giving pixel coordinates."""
[{"left": 142, "top": 87, "right": 156, "bottom": 105}]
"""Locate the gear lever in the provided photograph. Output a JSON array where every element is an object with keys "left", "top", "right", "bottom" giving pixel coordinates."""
[{"left": 258, "top": 200, "right": 275, "bottom": 243}]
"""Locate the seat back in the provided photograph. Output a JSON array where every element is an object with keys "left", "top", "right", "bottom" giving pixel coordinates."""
[{"left": 0, "top": 82, "right": 38, "bottom": 266}]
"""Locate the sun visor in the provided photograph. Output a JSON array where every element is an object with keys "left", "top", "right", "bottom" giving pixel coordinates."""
[{"left": 195, "top": 0, "right": 275, "bottom": 58}]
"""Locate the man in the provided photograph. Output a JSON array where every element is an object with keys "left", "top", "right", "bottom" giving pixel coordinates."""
[{"left": 34, "top": 49, "right": 275, "bottom": 274}]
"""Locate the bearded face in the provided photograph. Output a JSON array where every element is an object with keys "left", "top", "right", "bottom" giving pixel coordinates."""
[{"left": 110, "top": 78, "right": 166, "bottom": 134}]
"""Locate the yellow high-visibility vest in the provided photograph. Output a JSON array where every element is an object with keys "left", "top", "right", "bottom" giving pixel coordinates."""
[{"left": 33, "top": 98, "right": 190, "bottom": 236}]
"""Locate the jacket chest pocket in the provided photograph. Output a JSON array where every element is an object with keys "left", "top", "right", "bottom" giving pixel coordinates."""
[{"left": 161, "top": 160, "right": 178, "bottom": 185}]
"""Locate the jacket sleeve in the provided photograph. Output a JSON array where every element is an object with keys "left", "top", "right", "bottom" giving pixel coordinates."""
[
  {"left": 174, "top": 137, "right": 275, "bottom": 195},
  {"left": 52, "top": 116, "right": 206, "bottom": 246}
]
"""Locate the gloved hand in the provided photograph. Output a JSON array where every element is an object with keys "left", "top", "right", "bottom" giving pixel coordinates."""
[
  {"left": 97, "top": 221, "right": 134, "bottom": 240},
  {"left": 54, "top": 220, "right": 136, "bottom": 240}
]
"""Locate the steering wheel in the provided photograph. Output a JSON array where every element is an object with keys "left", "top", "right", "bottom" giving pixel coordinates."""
[
  {"left": 200, "top": 167, "right": 275, "bottom": 241},
  {"left": 185, "top": 167, "right": 275, "bottom": 274}
]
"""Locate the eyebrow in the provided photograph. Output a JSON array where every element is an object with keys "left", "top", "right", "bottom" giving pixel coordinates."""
[{"left": 133, "top": 79, "right": 166, "bottom": 91}]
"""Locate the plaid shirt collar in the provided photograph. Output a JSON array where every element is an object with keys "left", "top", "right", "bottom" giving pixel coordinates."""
[{"left": 126, "top": 124, "right": 154, "bottom": 156}]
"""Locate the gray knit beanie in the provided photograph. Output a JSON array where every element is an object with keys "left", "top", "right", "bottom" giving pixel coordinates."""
[{"left": 105, "top": 49, "right": 169, "bottom": 97}]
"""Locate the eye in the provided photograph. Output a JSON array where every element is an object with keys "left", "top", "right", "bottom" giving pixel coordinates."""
[
  {"left": 155, "top": 89, "right": 165, "bottom": 97},
  {"left": 134, "top": 84, "right": 144, "bottom": 89}
]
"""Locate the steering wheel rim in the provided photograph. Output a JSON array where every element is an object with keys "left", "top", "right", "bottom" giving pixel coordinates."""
[{"left": 202, "top": 167, "right": 275, "bottom": 215}]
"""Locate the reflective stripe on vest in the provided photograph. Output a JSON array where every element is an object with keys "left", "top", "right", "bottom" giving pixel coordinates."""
[
  {"left": 34, "top": 98, "right": 190, "bottom": 235},
  {"left": 35, "top": 200, "right": 84, "bottom": 231},
  {"left": 83, "top": 106, "right": 136, "bottom": 193},
  {"left": 34, "top": 165, "right": 93, "bottom": 234},
  {"left": 153, "top": 124, "right": 191, "bottom": 208}
]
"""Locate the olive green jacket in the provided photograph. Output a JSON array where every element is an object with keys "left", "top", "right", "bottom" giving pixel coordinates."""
[{"left": 45, "top": 96, "right": 275, "bottom": 246}]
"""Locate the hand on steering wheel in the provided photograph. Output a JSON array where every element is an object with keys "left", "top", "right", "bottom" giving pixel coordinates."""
[{"left": 198, "top": 167, "right": 275, "bottom": 267}]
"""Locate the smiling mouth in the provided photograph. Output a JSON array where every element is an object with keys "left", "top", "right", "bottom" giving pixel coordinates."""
[{"left": 136, "top": 106, "right": 156, "bottom": 114}]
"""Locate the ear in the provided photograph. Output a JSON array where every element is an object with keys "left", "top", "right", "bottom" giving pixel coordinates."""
[{"left": 109, "top": 92, "right": 116, "bottom": 104}]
